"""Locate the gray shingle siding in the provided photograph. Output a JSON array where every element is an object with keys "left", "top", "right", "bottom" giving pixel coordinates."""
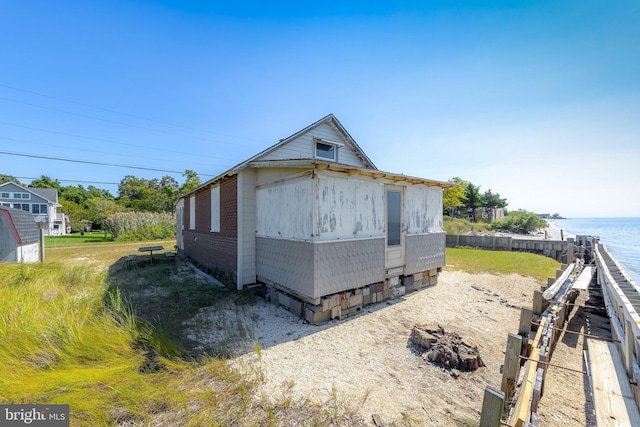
[{"left": 0, "top": 207, "right": 40, "bottom": 243}]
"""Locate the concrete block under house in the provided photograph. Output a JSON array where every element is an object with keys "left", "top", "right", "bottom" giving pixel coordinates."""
[
  {"left": 363, "top": 293, "right": 372, "bottom": 306},
  {"left": 348, "top": 293, "right": 363, "bottom": 308},
  {"left": 278, "top": 292, "right": 290, "bottom": 308},
  {"left": 305, "top": 304, "right": 332, "bottom": 324},
  {"left": 288, "top": 298, "right": 304, "bottom": 317},
  {"left": 387, "top": 276, "right": 400, "bottom": 287},
  {"left": 370, "top": 282, "right": 384, "bottom": 294},
  {"left": 401, "top": 275, "right": 414, "bottom": 287}
]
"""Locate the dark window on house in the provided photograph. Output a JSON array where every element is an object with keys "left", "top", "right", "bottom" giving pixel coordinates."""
[
  {"left": 386, "top": 190, "right": 401, "bottom": 246},
  {"left": 21, "top": 193, "right": 30, "bottom": 199},
  {"left": 32, "top": 204, "right": 47, "bottom": 214},
  {"left": 1, "top": 203, "right": 10, "bottom": 207},
  {"left": 14, "top": 203, "right": 30, "bottom": 211},
  {"left": 315, "top": 142, "right": 336, "bottom": 161},
  {"left": 1, "top": 192, "right": 9, "bottom": 198},
  {"left": 12, "top": 193, "right": 21, "bottom": 199}
]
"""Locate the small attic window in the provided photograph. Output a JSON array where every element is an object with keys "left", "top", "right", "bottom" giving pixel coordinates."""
[{"left": 315, "top": 138, "right": 342, "bottom": 161}]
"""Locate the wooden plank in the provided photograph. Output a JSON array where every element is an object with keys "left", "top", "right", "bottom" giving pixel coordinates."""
[
  {"left": 587, "top": 338, "right": 640, "bottom": 427},
  {"left": 480, "top": 386, "right": 505, "bottom": 427},
  {"left": 518, "top": 307, "right": 533, "bottom": 337},
  {"left": 502, "top": 333, "right": 523, "bottom": 397},
  {"left": 533, "top": 290, "right": 544, "bottom": 315},
  {"left": 573, "top": 265, "right": 595, "bottom": 290},
  {"left": 509, "top": 318, "right": 546, "bottom": 427}
]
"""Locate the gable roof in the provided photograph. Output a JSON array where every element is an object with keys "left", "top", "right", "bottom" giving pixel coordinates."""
[
  {"left": 187, "top": 114, "right": 377, "bottom": 196},
  {"left": 232, "top": 114, "right": 376, "bottom": 173},
  {"left": 0, "top": 207, "right": 40, "bottom": 244},
  {"left": 0, "top": 181, "right": 59, "bottom": 204},
  {"left": 29, "top": 187, "right": 59, "bottom": 203}
]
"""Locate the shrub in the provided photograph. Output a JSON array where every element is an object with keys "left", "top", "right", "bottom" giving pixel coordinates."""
[
  {"left": 492, "top": 210, "right": 547, "bottom": 234},
  {"left": 103, "top": 212, "right": 175, "bottom": 241},
  {"left": 443, "top": 217, "right": 492, "bottom": 235}
]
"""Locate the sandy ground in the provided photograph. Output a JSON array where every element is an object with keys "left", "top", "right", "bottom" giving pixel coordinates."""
[
  {"left": 181, "top": 224, "right": 593, "bottom": 426},
  {"left": 185, "top": 269, "right": 586, "bottom": 426}
]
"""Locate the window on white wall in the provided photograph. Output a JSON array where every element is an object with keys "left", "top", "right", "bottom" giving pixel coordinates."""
[
  {"left": 210, "top": 186, "right": 220, "bottom": 232},
  {"left": 189, "top": 196, "right": 195, "bottom": 230}
]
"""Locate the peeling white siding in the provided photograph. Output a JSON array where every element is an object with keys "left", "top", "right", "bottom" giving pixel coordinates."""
[
  {"left": 260, "top": 122, "right": 367, "bottom": 168},
  {"left": 256, "top": 177, "right": 314, "bottom": 240},
  {"left": 256, "top": 168, "right": 308, "bottom": 186},
  {"left": 405, "top": 186, "right": 443, "bottom": 234},
  {"left": 17, "top": 242, "right": 39, "bottom": 263},
  {"left": 316, "top": 175, "right": 384, "bottom": 241}
]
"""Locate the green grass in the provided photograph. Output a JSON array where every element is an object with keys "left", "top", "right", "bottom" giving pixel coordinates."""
[
  {"left": 3, "top": 239, "right": 556, "bottom": 426},
  {"left": 445, "top": 247, "right": 560, "bottom": 284},
  {"left": 0, "top": 254, "right": 365, "bottom": 426},
  {"left": 45, "top": 231, "right": 114, "bottom": 247}
]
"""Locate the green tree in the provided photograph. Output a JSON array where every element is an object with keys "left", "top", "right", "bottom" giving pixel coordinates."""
[
  {"left": 463, "top": 182, "right": 483, "bottom": 209},
  {"left": 442, "top": 177, "right": 467, "bottom": 217},
  {"left": 60, "top": 199, "right": 85, "bottom": 233},
  {"left": 29, "top": 175, "right": 62, "bottom": 189},
  {"left": 180, "top": 169, "right": 201, "bottom": 195},
  {"left": 86, "top": 197, "right": 122, "bottom": 231},
  {"left": 117, "top": 175, "right": 177, "bottom": 212},
  {"left": 481, "top": 189, "right": 508, "bottom": 209},
  {"left": 0, "top": 174, "right": 24, "bottom": 186}
]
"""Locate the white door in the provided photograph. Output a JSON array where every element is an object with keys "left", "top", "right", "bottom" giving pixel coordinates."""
[{"left": 385, "top": 186, "right": 405, "bottom": 269}]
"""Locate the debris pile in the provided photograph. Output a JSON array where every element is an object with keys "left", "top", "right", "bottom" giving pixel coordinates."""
[{"left": 410, "top": 324, "right": 486, "bottom": 372}]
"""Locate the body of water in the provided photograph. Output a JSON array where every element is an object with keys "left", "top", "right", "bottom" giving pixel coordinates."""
[{"left": 554, "top": 217, "right": 640, "bottom": 284}]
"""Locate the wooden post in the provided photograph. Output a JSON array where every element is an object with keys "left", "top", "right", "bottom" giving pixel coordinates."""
[
  {"left": 519, "top": 307, "right": 533, "bottom": 337},
  {"left": 533, "top": 290, "right": 544, "bottom": 316},
  {"left": 567, "top": 245, "right": 575, "bottom": 264},
  {"left": 480, "top": 386, "right": 505, "bottom": 427},
  {"left": 39, "top": 228, "right": 45, "bottom": 263},
  {"left": 626, "top": 320, "right": 634, "bottom": 377},
  {"left": 501, "top": 333, "right": 523, "bottom": 397}
]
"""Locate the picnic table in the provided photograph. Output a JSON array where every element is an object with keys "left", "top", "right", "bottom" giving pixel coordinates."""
[{"left": 138, "top": 245, "right": 164, "bottom": 263}]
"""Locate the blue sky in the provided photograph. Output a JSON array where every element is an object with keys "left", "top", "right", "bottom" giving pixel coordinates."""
[{"left": 1, "top": 1, "right": 638, "bottom": 217}]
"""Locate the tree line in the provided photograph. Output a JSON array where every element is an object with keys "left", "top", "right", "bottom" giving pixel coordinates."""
[
  {"left": 0, "top": 171, "right": 201, "bottom": 233},
  {"left": 442, "top": 176, "right": 508, "bottom": 217}
]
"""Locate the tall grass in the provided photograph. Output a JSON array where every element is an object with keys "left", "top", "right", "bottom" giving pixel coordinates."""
[
  {"left": 0, "top": 262, "right": 366, "bottom": 426},
  {"left": 444, "top": 217, "right": 492, "bottom": 235},
  {"left": 103, "top": 211, "right": 175, "bottom": 241}
]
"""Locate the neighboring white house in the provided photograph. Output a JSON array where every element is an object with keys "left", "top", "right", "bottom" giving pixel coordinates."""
[
  {"left": 0, "top": 206, "right": 40, "bottom": 263},
  {"left": 0, "top": 182, "right": 67, "bottom": 236}
]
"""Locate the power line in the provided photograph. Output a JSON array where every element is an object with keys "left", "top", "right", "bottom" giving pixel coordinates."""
[
  {"left": 0, "top": 95, "right": 250, "bottom": 146},
  {"left": 0, "top": 82, "right": 263, "bottom": 143},
  {"left": 15, "top": 176, "right": 120, "bottom": 185},
  {"left": 0, "top": 120, "right": 207, "bottom": 157},
  {"left": 0, "top": 136, "right": 216, "bottom": 168},
  {"left": 0, "top": 150, "right": 216, "bottom": 176}
]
